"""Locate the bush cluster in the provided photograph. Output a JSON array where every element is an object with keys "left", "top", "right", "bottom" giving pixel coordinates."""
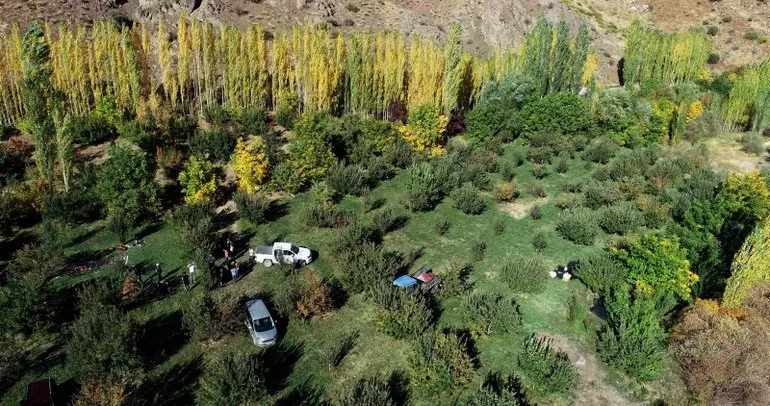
[
  {"left": 500, "top": 253, "right": 548, "bottom": 294},
  {"left": 495, "top": 181, "right": 519, "bottom": 202},
  {"left": 326, "top": 162, "right": 370, "bottom": 196},
  {"left": 372, "top": 284, "right": 436, "bottom": 339},
  {"left": 461, "top": 292, "right": 521, "bottom": 337},
  {"left": 234, "top": 192, "right": 272, "bottom": 225},
  {"left": 451, "top": 183, "right": 487, "bottom": 215},
  {"left": 598, "top": 202, "right": 643, "bottom": 235},
  {"left": 188, "top": 130, "right": 236, "bottom": 163},
  {"left": 304, "top": 201, "right": 348, "bottom": 228},
  {"left": 556, "top": 208, "right": 599, "bottom": 245},
  {"left": 517, "top": 334, "right": 578, "bottom": 397},
  {"left": 409, "top": 329, "right": 475, "bottom": 390}
]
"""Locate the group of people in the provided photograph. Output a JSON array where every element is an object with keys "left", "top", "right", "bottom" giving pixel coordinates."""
[{"left": 179, "top": 236, "right": 249, "bottom": 291}]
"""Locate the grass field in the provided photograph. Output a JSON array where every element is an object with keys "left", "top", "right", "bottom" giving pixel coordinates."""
[{"left": 1, "top": 142, "right": 685, "bottom": 405}]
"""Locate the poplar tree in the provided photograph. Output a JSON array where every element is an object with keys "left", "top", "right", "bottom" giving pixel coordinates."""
[
  {"left": 522, "top": 15, "right": 553, "bottom": 96},
  {"left": 550, "top": 22, "right": 572, "bottom": 92},
  {"left": 442, "top": 23, "right": 464, "bottom": 113},
  {"left": 569, "top": 24, "right": 590, "bottom": 91},
  {"left": 22, "top": 21, "right": 57, "bottom": 185}
]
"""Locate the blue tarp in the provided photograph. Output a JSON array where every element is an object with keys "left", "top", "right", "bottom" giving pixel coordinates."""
[{"left": 393, "top": 275, "right": 418, "bottom": 288}]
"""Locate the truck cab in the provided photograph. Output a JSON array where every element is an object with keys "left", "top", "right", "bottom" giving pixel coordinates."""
[{"left": 254, "top": 242, "right": 313, "bottom": 268}]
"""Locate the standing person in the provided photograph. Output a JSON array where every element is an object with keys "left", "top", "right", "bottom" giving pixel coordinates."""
[
  {"left": 247, "top": 248, "right": 256, "bottom": 266},
  {"left": 230, "top": 263, "right": 239, "bottom": 283},
  {"left": 155, "top": 263, "right": 162, "bottom": 284},
  {"left": 223, "top": 248, "right": 230, "bottom": 261},
  {"left": 181, "top": 274, "right": 191, "bottom": 291},
  {"left": 188, "top": 262, "right": 196, "bottom": 283}
]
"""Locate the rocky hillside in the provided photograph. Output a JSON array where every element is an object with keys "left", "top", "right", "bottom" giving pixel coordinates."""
[{"left": 1, "top": 0, "right": 768, "bottom": 84}]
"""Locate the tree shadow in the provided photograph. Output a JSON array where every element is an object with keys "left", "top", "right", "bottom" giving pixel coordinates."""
[
  {"left": 213, "top": 208, "right": 238, "bottom": 232},
  {"left": 136, "top": 221, "right": 165, "bottom": 240},
  {"left": 0, "top": 229, "right": 35, "bottom": 262},
  {"left": 387, "top": 369, "right": 411, "bottom": 406},
  {"left": 482, "top": 372, "right": 529, "bottom": 405},
  {"left": 274, "top": 380, "right": 325, "bottom": 406},
  {"left": 325, "top": 276, "right": 348, "bottom": 309},
  {"left": 453, "top": 328, "right": 481, "bottom": 369},
  {"left": 138, "top": 311, "right": 189, "bottom": 368},
  {"left": 132, "top": 356, "right": 203, "bottom": 406},
  {"left": 262, "top": 340, "right": 305, "bottom": 395},
  {"left": 265, "top": 199, "right": 290, "bottom": 222}
]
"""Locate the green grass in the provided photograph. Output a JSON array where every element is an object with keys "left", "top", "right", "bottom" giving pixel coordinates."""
[{"left": 2, "top": 150, "right": 682, "bottom": 405}]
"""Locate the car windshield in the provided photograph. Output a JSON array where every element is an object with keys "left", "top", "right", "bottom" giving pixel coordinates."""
[
  {"left": 253, "top": 317, "right": 274, "bottom": 332},
  {"left": 290, "top": 245, "right": 299, "bottom": 254}
]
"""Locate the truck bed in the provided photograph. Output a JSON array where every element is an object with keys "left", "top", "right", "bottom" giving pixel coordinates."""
[{"left": 255, "top": 246, "right": 273, "bottom": 255}]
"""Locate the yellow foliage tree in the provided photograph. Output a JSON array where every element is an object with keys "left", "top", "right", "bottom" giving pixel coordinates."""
[
  {"left": 398, "top": 104, "right": 448, "bottom": 156},
  {"left": 230, "top": 138, "right": 269, "bottom": 194}
]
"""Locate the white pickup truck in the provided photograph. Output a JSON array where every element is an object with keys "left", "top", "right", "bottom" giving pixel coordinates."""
[{"left": 253, "top": 242, "right": 313, "bottom": 268}]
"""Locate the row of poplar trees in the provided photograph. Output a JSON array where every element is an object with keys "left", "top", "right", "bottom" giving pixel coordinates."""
[{"left": 0, "top": 15, "right": 596, "bottom": 126}]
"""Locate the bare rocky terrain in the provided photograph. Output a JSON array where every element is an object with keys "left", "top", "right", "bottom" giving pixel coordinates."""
[{"left": 0, "top": 0, "right": 768, "bottom": 83}]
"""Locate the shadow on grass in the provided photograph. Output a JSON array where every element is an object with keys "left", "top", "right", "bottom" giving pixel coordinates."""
[
  {"left": 263, "top": 340, "right": 305, "bottom": 395},
  {"left": 66, "top": 225, "right": 104, "bottom": 248},
  {"left": 387, "top": 369, "right": 411, "bottom": 406},
  {"left": 0, "top": 230, "right": 35, "bottom": 262},
  {"left": 138, "top": 311, "right": 189, "bottom": 368},
  {"left": 132, "top": 356, "right": 203, "bottom": 406}
]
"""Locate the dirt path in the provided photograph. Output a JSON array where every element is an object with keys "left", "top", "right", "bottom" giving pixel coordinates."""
[{"left": 537, "top": 333, "right": 639, "bottom": 406}]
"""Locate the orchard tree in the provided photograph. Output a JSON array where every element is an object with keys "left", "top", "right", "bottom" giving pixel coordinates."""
[
  {"left": 170, "top": 202, "right": 216, "bottom": 283},
  {"left": 398, "top": 104, "right": 448, "bottom": 155}
]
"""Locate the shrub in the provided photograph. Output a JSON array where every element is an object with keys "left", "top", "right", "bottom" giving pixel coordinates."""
[
  {"left": 296, "top": 269, "right": 332, "bottom": 319},
  {"left": 583, "top": 137, "right": 618, "bottom": 164},
  {"left": 531, "top": 164, "right": 549, "bottom": 179},
  {"left": 706, "top": 25, "right": 718, "bottom": 36},
  {"left": 326, "top": 162, "right": 369, "bottom": 196},
  {"left": 197, "top": 349, "right": 267, "bottom": 405},
  {"left": 323, "top": 333, "right": 358, "bottom": 371},
  {"left": 303, "top": 201, "right": 348, "bottom": 228},
  {"left": 372, "top": 284, "right": 436, "bottom": 339},
  {"left": 530, "top": 204, "right": 543, "bottom": 220},
  {"left": 71, "top": 379, "right": 127, "bottom": 406},
  {"left": 362, "top": 194, "right": 385, "bottom": 212},
  {"left": 555, "top": 155, "right": 569, "bottom": 174},
  {"left": 684, "top": 110, "right": 721, "bottom": 140},
  {"left": 332, "top": 219, "right": 380, "bottom": 254},
  {"left": 275, "top": 94, "right": 298, "bottom": 129},
  {"left": 615, "top": 233, "right": 696, "bottom": 300},
  {"left": 372, "top": 205, "right": 406, "bottom": 235},
  {"left": 528, "top": 183, "right": 546, "bottom": 198},
  {"left": 169, "top": 203, "right": 216, "bottom": 276},
  {"left": 499, "top": 163, "right": 514, "bottom": 182},
  {"left": 435, "top": 219, "right": 450, "bottom": 236},
  {"left": 42, "top": 189, "right": 99, "bottom": 224},
  {"left": 451, "top": 183, "right": 487, "bottom": 215},
  {"left": 234, "top": 192, "right": 271, "bottom": 225},
  {"left": 582, "top": 179, "right": 622, "bottom": 209},
  {"left": 495, "top": 181, "right": 519, "bottom": 202},
  {"left": 517, "top": 334, "right": 579, "bottom": 397},
  {"left": 0, "top": 338, "right": 26, "bottom": 390},
  {"left": 575, "top": 254, "right": 626, "bottom": 296},
  {"left": 366, "top": 156, "right": 395, "bottom": 182},
  {"left": 512, "top": 148, "right": 527, "bottom": 166},
  {"left": 438, "top": 260, "right": 473, "bottom": 297},
  {"left": 472, "top": 240, "right": 487, "bottom": 261},
  {"left": 740, "top": 133, "right": 765, "bottom": 155},
  {"left": 556, "top": 208, "right": 599, "bottom": 245},
  {"left": 554, "top": 193, "right": 584, "bottom": 210},
  {"left": 532, "top": 231, "right": 548, "bottom": 252},
  {"left": 236, "top": 107, "right": 269, "bottom": 137},
  {"left": 70, "top": 114, "right": 118, "bottom": 146},
  {"left": 465, "top": 74, "right": 537, "bottom": 144},
  {"left": 461, "top": 292, "right": 521, "bottom": 337},
  {"left": 337, "top": 243, "right": 401, "bottom": 294},
  {"left": 337, "top": 376, "right": 395, "bottom": 406},
  {"left": 598, "top": 202, "right": 643, "bottom": 235},
  {"left": 494, "top": 219, "right": 505, "bottom": 235},
  {"left": 707, "top": 52, "right": 721, "bottom": 64},
  {"left": 406, "top": 163, "right": 442, "bottom": 211},
  {"left": 182, "top": 291, "right": 233, "bottom": 341},
  {"left": 188, "top": 130, "right": 235, "bottom": 163},
  {"left": 500, "top": 253, "right": 548, "bottom": 294},
  {"left": 409, "top": 330, "right": 475, "bottom": 390},
  {"left": 460, "top": 374, "right": 524, "bottom": 406}
]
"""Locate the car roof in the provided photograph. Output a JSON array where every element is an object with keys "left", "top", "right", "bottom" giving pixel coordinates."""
[
  {"left": 24, "top": 378, "right": 53, "bottom": 404},
  {"left": 246, "top": 299, "right": 271, "bottom": 320}
]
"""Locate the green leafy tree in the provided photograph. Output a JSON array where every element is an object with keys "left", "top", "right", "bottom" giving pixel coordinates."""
[
  {"left": 65, "top": 285, "right": 141, "bottom": 384},
  {"left": 398, "top": 104, "right": 448, "bottom": 155},
  {"left": 405, "top": 162, "right": 442, "bottom": 211},
  {"left": 21, "top": 21, "right": 57, "bottom": 185},
  {"left": 519, "top": 92, "right": 594, "bottom": 137},
  {"left": 287, "top": 114, "right": 338, "bottom": 191},
  {"left": 597, "top": 287, "right": 671, "bottom": 381},
  {"left": 550, "top": 22, "right": 572, "bottom": 93},
  {"left": 96, "top": 143, "right": 159, "bottom": 237},
  {"left": 613, "top": 233, "right": 697, "bottom": 300},
  {"left": 460, "top": 374, "right": 523, "bottom": 406},
  {"left": 517, "top": 334, "right": 579, "bottom": 397},
  {"left": 723, "top": 215, "right": 770, "bottom": 307},
  {"left": 372, "top": 284, "right": 436, "bottom": 339},
  {"left": 169, "top": 202, "right": 216, "bottom": 284},
  {"left": 465, "top": 74, "right": 537, "bottom": 144},
  {"left": 198, "top": 349, "right": 267, "bottom": 406}
]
